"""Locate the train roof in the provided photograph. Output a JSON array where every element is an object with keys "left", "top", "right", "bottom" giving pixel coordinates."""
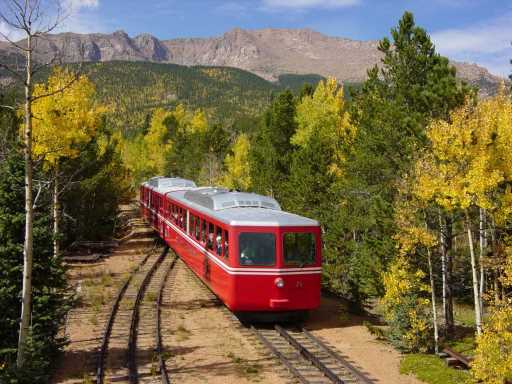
[
  {"left": 143, "top": 177, "right": 197, "bottom": 194},
  {"left": 168, "top": 188, "right": 319, "bottom": 227}
]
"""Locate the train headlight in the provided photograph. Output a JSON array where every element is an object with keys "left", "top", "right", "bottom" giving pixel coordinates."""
[{"left": 275, "top": 277, "right": 285, "bottom": 288}]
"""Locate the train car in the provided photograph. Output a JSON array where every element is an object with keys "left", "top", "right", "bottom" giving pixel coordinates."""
[{"left": 140, "top": 176, "right": 322, "bottom": 320}]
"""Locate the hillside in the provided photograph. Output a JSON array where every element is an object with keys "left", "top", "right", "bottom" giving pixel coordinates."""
[
  {"left": 52, "top": 61, "right": 325, "bottom": 132},
  {"left": 0, "top": 28, "right": 504, "bottom": 96}
]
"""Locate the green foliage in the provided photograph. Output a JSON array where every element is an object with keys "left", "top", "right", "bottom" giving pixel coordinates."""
[
  {"left": 250, "top": 90, "right": 297, "bottom": 200},
  {"left": 61, "top": 124, "right": 130, "bottom": 242},
  {"left": 277, "top": 74, "right": 325, "bottom": 91},
  {"left": 338, "top": 11, "right": 471, "bottom": 300},
  {"left": 400, "top": 354, "right": 471, "bottom": 384},
  {"left": 0, "top": 151, "right": 72, "bottom": 383}
]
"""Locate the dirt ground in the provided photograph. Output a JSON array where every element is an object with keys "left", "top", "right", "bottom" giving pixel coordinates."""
[
  {"left": 53, "top": 245, "right": 153, "bottom": 383},
  {"left": 53, "top": 220, "right": 422, "bottom": 384},
  {"left": 164, "top": 258, "right": 288, "bottom": 383},
  {"left": 305, "top": 296, "right": 423, "bottom": 384}
]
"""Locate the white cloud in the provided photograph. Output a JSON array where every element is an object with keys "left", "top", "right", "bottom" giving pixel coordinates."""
[
  {"left": 261, "top": 0, "right": 360, "bottom": 10},
  {"left": 0, "top": 21, "right": 25, "bottom": 41},
  {"left": 431, "top": 14, "right": 512, "bottom": 77},
  {"left": 63, "top": 0, "right": 99, "bottom": 11},
  {"left": 57, "top": 0, "right": 105, "bottom": 34}
]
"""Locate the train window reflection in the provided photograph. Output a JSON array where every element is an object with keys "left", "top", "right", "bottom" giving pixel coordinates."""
[
  {"left": 239, "top": 233, "right": 275, "bottom": 266},
  {"left": 284, "top": 232, "right": 316, "bottom": 266}
]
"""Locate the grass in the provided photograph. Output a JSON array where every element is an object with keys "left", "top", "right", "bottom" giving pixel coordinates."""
[
  {"left": 447, "top": 336, "right": 476, "bottom": 357},
  {"left": 400, "top": 354, "right": 471, "bottom": 384},
  {"left": 226, "top": 352, "right": 262, "bottom": 380},
  {"left": 145, "top": 291, "right": 158, "bottom": 303},
  {"left": 453, "top": 302, "right": 478, "bottom": 328},
  {"left": 175, "top": 325, "right": 191, "bottom": 342}
]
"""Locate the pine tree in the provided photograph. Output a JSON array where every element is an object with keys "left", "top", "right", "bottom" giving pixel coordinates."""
[
  {"left": 344, "top": 11, "right": 471, "bottom": 302},
  {"left": 250, "top": 90, "right": 297, "bottom": 199},
  {"left": 0, "top": 151, "right": 71, "bottom": 383}
]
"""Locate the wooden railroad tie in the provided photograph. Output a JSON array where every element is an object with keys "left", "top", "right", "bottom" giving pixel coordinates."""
[{"left": 441, "top": 347, "right": 473, "bottom": 369}]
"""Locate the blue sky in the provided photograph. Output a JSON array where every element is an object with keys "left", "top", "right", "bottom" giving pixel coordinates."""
[{"left": 1, "top": 0, "right": 511, "bottom": 76}]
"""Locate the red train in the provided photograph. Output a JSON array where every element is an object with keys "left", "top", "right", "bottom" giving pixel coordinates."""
[{"left": 140, "top": 176, "right": 322, "bottom": 320}]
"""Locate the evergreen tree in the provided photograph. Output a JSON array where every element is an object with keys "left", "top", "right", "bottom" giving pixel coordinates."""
[
  {"left": 342, "top": 11, "right": 471, "bottom": 300},
  {"left": 250, "top": 90, "right": 297, "bottom": 199},
  {"left": 0, "top": 151, "right": 72, "bottom": 383}
]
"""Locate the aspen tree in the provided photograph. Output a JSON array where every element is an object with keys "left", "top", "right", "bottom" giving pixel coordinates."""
[
  {"left": 32, "top": 68, "right": 104, "bottom": 258},
  {"left": 415, "top": 87, "right": 512, "bottom": 336},
  {"left": 0, "top": 0, "right": 77, "bottom": 366},
  {"left": 221, "top": 134, "right": 252, "bottom": 191}
]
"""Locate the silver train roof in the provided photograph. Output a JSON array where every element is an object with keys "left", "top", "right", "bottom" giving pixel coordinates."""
[
  {"left": 168, "top": 187, "right": 319, "bottom": 227},
  {"left": 143, "top": 177, "right": 197, "bottom": 194}
]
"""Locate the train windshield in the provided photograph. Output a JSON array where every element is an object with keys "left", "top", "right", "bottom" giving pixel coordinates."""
[
  {"left": 283, "top": 232, "right": 316, "bottom": 266},
  {"left": 239, "top": 233, "right": 275, "bottom": 266}
]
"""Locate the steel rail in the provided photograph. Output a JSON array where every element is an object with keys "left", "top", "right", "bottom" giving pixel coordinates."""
[
  {"left": 251, "top": 326, "right": 310, "bottom": 384},
  {"left": 95, "top": 243, "right": 157, "bottom": 384},
  {"left": 128, "top": 246, "right": 169, "bottom": 384},
  {"left": 156, "top": 254, "right": 177, "bottom": 384},
  {"left": 301, "top": 328, "right": 373, "bottom": 384},
  {"left": 275, "top": 325, "right": 345, "bottom": 384}
]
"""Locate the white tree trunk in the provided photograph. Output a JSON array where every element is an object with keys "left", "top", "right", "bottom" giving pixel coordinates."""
[
  {"left": 438, "top": 211, "right": 447, "bottom": 327},
  {"left": 478, "top": 208, "right": 486, "bottom": 317},
  {"left": 465, "top": 210, "right": 482, "bottom": 335},
  {"left": 427, "top": 245, "right": 439, "bottom": 354},
  {"left": 53, "top": 162, "right": 60, "bottom": 258},
  {"left": 17, "top": 34, "right": 33, "bottom": 368}
]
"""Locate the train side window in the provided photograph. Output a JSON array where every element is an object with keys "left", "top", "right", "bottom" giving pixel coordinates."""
[
  {"left": 201, "top": 219, "right": 207, "bottom": 244},
  {"left": 216, "top": 227, "right": 222, "bottom": 256},
  {"left": 195, "top": 217, "right": 201, "bottom": 241},
  {"left": 207, "top": 223, "right": 214, "bottom": 250},
  {"left": 224, "top": 230, "right": 229, "bottom": 258},
  {"left": 179, "top": 208, "right": 184, "bottom": 229},
  {"left": 188, "top": 214, "right": 194, "bottom": 235}
]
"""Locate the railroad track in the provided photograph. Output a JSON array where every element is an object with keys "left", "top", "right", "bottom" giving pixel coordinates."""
[
  {"left": 96, "top": 245, "right": 177, "bottom": 384},
  {"left": 252, "top": 325, "right": 373, "bottom": 384}
]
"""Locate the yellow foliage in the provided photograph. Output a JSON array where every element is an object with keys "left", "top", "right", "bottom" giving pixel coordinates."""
[
  {"left": 120, "top": 104, "right": 208, "bottom": 186},
  {"left": 220, "top": 134, "right": 251, "bottom": 191},
  {"left": 414, "top": 91, "right": 512, "bottom": 217},
  {"left": 144, "top": 108, "right": 173, "bottom": 175},
  {"left": 292, "top": 77, "right": 356, "bottom": 177},
  {"left": 31, "top": 67, "right": 105, "bottom": 167},
  {"left": 382, "top": 256, "right": 432, "bottom": 351},
  {"left": 473, "top": 237, "right": 512, "bottom": 384},
  {"left": 472, "top": 303, "right": 512, "bottom": 383}
]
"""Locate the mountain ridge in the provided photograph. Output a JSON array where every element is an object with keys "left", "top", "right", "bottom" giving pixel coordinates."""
[{"left": 0, "top": 27, "right": 504, "bottom": 95}]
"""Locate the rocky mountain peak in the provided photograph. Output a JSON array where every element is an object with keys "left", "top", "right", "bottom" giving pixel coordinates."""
[{"left": 0, "top": 27, "right": 504, "bottom": 96}]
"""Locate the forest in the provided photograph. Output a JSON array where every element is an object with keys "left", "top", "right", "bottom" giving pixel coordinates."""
[{"left": 0, "top": 7, "right": 511, "bottom": 384}]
